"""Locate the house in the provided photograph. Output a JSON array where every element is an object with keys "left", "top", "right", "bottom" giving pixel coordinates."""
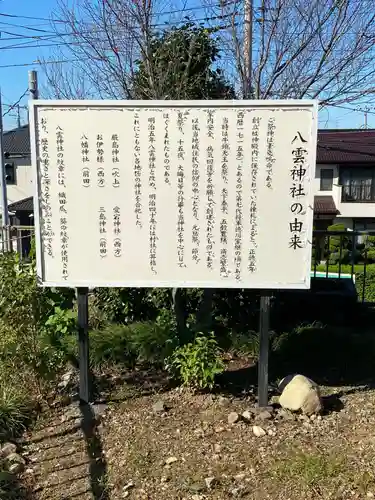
[
  {"left": 2, "top": 125, "right": 33, "bottom": 211},
  {"left": 3, "top": 124, "right": 375, "bottom": 235},
  {"left": 314, "top": 129, "right": 375, "bottom": 231}
]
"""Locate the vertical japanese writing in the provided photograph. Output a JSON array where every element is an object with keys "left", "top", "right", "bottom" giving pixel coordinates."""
[
  {"left": 177, "top": 112, "right": 185, "bottom": 267},
  {"left": 96, "top": 134, "right": 105, "bottom": 187},
  {"left": 99, "top": 207, "right": 107, "bottom": 258},
  {"left": 248, "top": 116, "right": 260, "bottom": 273},
  {"left": 265, "top": 118, "right": 276, "bottom": 188},
  {"left": 192, "top": 116, "right": 200, "bottom": 264},
  {"left": 234, "top": 110, "right": 244, "bottom": 280},
  {"left": 163, "top": 113, "right": 171, "bottom": 184},
  {"left": 148, "top": 115, "right": 157, "bottom": 273},
  {"left": 220, "top": 115, "right": 229, "bottom": 277},
  {"left": 206, "top": 110, "right": 216, "bottom": 270},
  {"left": 289, "top": 132, "right": 308, "bottom": 250},
  {"left": 81, "top": 134, "right": 90, "bottom": 188},
  {"left": 113, "top": 206, "right": 121, "bottom": 257},
  {"left": 111, "top": 134, "right": 120, "bottom": 188},
  {"left": 39, "top": 119, "right": 54, "bottom": 258},
  {"left": 56, "top": 126, "right": 68, "bottom": 280},
  {"left": 134, "top": 112, "right": 142, "bottom": 228}
]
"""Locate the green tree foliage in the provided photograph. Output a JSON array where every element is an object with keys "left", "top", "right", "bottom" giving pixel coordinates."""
[{"left": 132, "top": 23, "right": 235, "bottom": 100}]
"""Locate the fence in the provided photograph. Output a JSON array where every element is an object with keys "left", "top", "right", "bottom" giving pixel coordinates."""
[
  {"left": 312, "top": 229, "right": 375, "bottom": 303},
  {"left": 0, "top": 225, "right": 35, "bottom": 258},
  {"left": 0, "top": 226, "right": 373, "bottom": 302}
]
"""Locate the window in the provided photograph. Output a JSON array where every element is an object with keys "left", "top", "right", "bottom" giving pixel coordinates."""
[
  {"left": 341, "top": 167, "right": 375, "bottom": 202},
  {"left": 320, "top": 168, "right": 333, "bottom": 191},
  {"left": 5, "top": 163, "right": 16, "bottom": 185}
]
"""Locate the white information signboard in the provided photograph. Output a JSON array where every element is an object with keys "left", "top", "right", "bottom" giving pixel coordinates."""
[{"left": 30, "top": 100, "right": 318, "bottom": 288}]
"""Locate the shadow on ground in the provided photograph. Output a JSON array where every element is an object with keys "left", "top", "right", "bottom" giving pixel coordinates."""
[{"left": 215, "top": 309, "right": 375, "bottom": 398}]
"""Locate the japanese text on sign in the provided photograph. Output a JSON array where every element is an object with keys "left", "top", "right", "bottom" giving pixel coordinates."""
[{"left": 31, "top": 100, "right": 317, "bottom": 289}]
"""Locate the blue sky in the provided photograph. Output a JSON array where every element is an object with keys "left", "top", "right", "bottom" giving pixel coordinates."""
[{"left": 0, "top": 0, "right": 373, "bottom": 131}]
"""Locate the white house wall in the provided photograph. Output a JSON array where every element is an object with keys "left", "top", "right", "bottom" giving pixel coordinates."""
[
  {"left": 0, "top": 157, "right": 33, "bottom": 216},
  {"left": 315, "top": 163, "right": 375, "bottom": 225}
]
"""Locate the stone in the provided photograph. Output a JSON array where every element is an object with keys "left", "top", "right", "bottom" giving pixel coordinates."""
[
  {"left": 92, "top": 403, "right": 108, "bottom": 420},
  {"left": 214, "top": 443, "right": 221, "bottom": 453},
  {"left": 6, "top": 453, "right": 26, "bottom": 474},
  {"left": 215, "top": 426, "right": 225, "bottom": 433},
  {"left": 255, "top": 410, "right": 273, "bottom": 422},
  {"left": 8, "top": 462, "right": 25, "bottom": 474},
  {"left": 241, "top": 410, "right": 252, "bottom": 421},
  {"left": 253, "top": 406, "right": 274, "bottom": 415},
  {"left": 252, "top": 425, "right": 266, "bottom": 437},
  {"left": 0, "top": 442, "right": 17, "bottom": 458},
  {"left": 277, "top": 408, "right": 296, "bottom": 421},
  {"left": 58, "top": 369, "right": 74, "bottom": 390},
  {"left": 165, "top": 456, "right": 178, "bottom": 465},
  {"left": 228, "top": 412, "right": 240, "bottom": 424},
  {"left": 152, "top": 400, "right": 166, "bottom": 414},
  {"left": 279, "top": 374, "right": 322, "bottom": 415},
  {"left": 205, "top": 476, "right": 216, "bottom": 490}
]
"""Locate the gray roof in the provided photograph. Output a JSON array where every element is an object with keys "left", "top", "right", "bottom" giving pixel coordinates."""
[
  {"left": 3, "top": 125, "right": 30, "bottom": 155},
  {"left": 8, "top": 196, "right": 33, "bottom": 212}
]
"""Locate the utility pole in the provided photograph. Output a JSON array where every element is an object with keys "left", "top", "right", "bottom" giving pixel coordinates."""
[
  {"left": 364, "top": 107, "right": 369, "bottom": 129},
  {"left": 0, "top": 91, "right": 10, "bottom": 252},
  {"left": 28, "top": 70, "right": 39, "bottom": 100},
  {"left": 16, "top": 105, "right": 21, "bottom": 128},
  {"left": 244, "top": 0, "right": 253, "bottom": 99}
]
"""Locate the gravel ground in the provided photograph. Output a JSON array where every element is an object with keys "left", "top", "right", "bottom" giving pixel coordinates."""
[{"left": 20, "top": 381, "right": 375, "bottom": 500}]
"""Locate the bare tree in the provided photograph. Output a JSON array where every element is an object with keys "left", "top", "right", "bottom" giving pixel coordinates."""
[
  {"left": 204, "top": 0, "right": 375, "bottom": 106},
  {"left": 42, "top": 0, "right": 375, "bottom": 108},
  {"left": 42, "top": 0, "right": 154, "bottom": 99}
]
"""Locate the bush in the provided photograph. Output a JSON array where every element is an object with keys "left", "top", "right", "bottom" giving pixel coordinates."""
[
  {"left": 0, "top": 372, "right": 32, "bottom": 440},
  {"left": 227, "top": 331, "right": 260, "bottom": 358},
  {"left": 84, "top": 321, "right": 178, "bottom": 369},
  {"left": 0, "top": 253, "right": 75, "bottom": 388},
  {"left": 167, "top": 332, "right": 224, "bottom": 390},
  {"left": 366, "top": 249, "right": 375, "bottom": 263},
  {"left": 327, "top": 223, "right": 349, "bottom": 253}
]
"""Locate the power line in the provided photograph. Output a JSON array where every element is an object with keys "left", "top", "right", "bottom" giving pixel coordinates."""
[
  {"left": 0, "top": 59, "right": 82, "bottom": 69},
  {"left": 0, "top": 1, "right": 239, "bottom": 25},
  {"left": 2, "top": 89, "right": 28, "bottom": 118}
]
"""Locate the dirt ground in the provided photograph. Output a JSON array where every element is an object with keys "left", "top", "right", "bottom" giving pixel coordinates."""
[{"left": 18, "top": 366, "right": 375, "bottom": 500}]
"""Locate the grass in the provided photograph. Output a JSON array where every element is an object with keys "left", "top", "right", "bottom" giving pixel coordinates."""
[
  {"left": 0, "top": 370, "right": 33, "bottom": 440},
  {"left": 271, "top": 448, "right": 345, "bottom": 487}
]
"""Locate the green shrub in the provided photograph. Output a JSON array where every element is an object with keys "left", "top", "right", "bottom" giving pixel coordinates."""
[
  {"left": 0, "top": 252, "right": 76, "bottom": 388},
  {"left": 327, "top": 223, "right": 349, "bottom": 253},
  {"left": 127, "top": 321, "right": 178, "bottom": 365},
  {"left": 87, "top": 324, "right": 136, "bottom": 369},
  {"left": 227, "top": 331, "right": 260, "bottom": 358},
  {"left": 0, "top": 372, "right": 32, "bottom": 440},
  {"left": 366, "top": 249, "right": 375, "bottom": 263},
  {"left": 86, "top": 321, "right": 176, "bottom": 369},
  {"left": 167, "top": 332, "right": 224, "bottom": 390}
]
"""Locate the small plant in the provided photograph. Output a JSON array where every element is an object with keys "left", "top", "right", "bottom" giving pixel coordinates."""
[
  {"left": 272, "top": 449, "right": 344, "bottom": 487},
  {"left": 0, "top": 373, "right": 32, "bottom": 439},
  {"left": 228, "top": 331, "right": 260, "bottom": 358},
  {"left": 167, "top": 332, "right": 224, "bottom": 390}
]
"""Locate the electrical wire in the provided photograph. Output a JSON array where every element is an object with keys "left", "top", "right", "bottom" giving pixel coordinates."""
[
  {"left": 0, "top": 1, "right": 239, "bottom": 25},
  {"left": 2, "top": 89, "right": 28, "bottom": 118}
]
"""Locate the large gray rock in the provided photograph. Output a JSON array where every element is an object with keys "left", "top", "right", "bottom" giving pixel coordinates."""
[{"left": 279, "top": 374, "right": 322, "bottom": 415}]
